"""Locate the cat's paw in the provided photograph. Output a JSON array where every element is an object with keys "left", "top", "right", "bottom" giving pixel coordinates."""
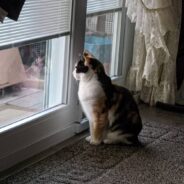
[
  {"left": 85, "top": 136, "right": 101, "bottom": 145},
  {"left": 90, "top": 139, "right": 101, "bottom": 146},
  {"left": 85, "top": 136, "right": 91, "bottom": 142}
]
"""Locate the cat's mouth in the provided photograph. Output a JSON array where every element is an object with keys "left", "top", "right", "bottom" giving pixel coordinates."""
[{"left": 73, "top": 69, "right": 80, "bottom": 80}]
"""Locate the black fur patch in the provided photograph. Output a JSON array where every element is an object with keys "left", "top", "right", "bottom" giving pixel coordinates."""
[
  {"left": 76, "top": 60, "right": 89, "bottom": 73},
  {"left": 109, "top": 85, "right": 142, "bottom": 138}
]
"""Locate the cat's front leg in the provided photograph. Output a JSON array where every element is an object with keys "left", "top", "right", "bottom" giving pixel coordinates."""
[
  {"left": 85, "top": 121, "right": 103, "bottom": 145},
  {"left": 89, "top": 115, "right": 107, "bottom": 145}
]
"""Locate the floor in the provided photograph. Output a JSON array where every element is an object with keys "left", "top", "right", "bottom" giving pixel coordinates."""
[
  {"left": 140, "top": 104, "right": 184, "bottom": 127},
  {"left": 0, "top": 104, "right": 184, "bottom": 183}
]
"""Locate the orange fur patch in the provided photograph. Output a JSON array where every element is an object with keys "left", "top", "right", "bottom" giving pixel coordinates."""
[
  {"left": 83, "top": 52, "right": 94, "bottom": 66},
  {"left": 91, "top": 97, "right": 108, "bottom": 142}
]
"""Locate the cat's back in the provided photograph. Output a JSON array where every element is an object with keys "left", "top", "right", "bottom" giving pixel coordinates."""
[
  {"left": 108, "top": 84, "right": 142, "bottom": 137},
  {"left": 113, "top": 84, "right": 133, "bottom": 97},
  {"left": 113, "top": 84, "right": 138, "bottom": 109}
]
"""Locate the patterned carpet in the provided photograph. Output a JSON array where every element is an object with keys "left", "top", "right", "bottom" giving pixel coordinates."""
[{"left": 1, "top": 106, "right": 184, "bottom": 184}]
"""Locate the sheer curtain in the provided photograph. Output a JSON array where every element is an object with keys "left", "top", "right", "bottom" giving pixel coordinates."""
[{"left": 125, "top": 0, "right": 182, "bottom": 105}]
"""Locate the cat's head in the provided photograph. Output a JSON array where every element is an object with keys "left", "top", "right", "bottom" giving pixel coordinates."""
[{"left": 73, "top": 52, "right": 105, "bottom": 81}]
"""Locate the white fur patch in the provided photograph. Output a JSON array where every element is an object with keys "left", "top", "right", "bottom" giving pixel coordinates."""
[
  {"left": 72, "top": 70, "right": 80, "bottom": 80},
  {"left": 73, "top": 66, "right": 105, "bottom": 123},
  {"left": 78, "top": 74, "right": 105, "bottom": 122},
  {"left": 73, "top": 66, "right": 106, "bottom": 143}
]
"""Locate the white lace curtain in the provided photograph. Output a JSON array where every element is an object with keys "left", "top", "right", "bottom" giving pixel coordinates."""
[{"left": 125, "top": 0, "right": 182, "bottom": 105}]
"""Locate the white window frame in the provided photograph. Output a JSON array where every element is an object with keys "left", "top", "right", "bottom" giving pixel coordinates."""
[
  {"left": 110, "top": 4, "right": 135, "bottom": 87},
  {"left": 44, "top": 36, "right": 70, "bottom": 108},
  {"left": 0, "top": 0, "right": 86, "bottom": 172},
  {"left": 110, "top": 11, "right": 122, "bottom": 77}
]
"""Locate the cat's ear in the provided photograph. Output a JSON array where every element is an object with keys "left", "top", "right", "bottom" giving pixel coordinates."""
[
  {"left": 83, "top": 51, "right": 93, "bottom": 58},
  {"left": 83, "top": 51, "right": 93, "bottom": 65},
  {"left": 83, "top": 51, "right": 95, "bottom": 61}
]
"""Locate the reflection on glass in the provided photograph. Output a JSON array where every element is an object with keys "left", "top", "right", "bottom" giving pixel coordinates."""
[
  {"left": 20, "top": 42, "right": 46, "bottom": 81},
  {"left": 0, "top": 36, "right": 69, "bottom": 128}
]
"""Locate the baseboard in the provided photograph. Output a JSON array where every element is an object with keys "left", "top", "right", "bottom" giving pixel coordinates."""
[
  {"left": 156, "top": 102, "right": 184, "bottom": 113},
  {"left": 0, "top": 125, "right": 76, "bottom": 172}
]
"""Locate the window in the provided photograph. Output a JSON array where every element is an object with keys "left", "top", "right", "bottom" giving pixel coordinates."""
[
  {"left": 0, "top": 0, "right": 86, "bottom": 171},
  {"left": 85, "top": 0, "right": 125, "bottom": 77},
  {"left": 0, "top": 1, "right": 72, "bottom": 129},
  {"left": 0, "top": 36, "right": 69, "bottom": 128}
]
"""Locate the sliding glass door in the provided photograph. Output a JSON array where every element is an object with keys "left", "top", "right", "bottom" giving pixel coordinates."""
[
  {"left": 0, "top": 0, "right": 74, "bottom": 129},
  {"left": 0, "top": 0, "right": 86, "bottom": 171}
]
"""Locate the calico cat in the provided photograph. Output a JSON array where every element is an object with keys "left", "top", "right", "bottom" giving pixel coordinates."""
[{"left": 73, "top": 52, "right": 142, "bottom": 145}]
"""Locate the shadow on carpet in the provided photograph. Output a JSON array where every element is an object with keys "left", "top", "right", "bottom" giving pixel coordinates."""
[{"left": 1, "top": 121, "right": 184, "bottom": 184}]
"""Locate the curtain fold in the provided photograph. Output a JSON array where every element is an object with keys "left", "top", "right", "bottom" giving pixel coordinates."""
[{"left": 125, "top": 0, "right": 182, "bottom": 105}]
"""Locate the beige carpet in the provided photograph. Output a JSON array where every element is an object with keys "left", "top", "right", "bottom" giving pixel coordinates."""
[{"left": 1, "top": 106, "right": 184, "bottom": 184}]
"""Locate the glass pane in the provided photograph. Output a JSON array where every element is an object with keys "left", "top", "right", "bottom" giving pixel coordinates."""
[
  {"left": 0, "top": 36, "right": 69, "bottom": 128},
  {"left": 85, "top": 11, "right": 122, "bottom": 76}
]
